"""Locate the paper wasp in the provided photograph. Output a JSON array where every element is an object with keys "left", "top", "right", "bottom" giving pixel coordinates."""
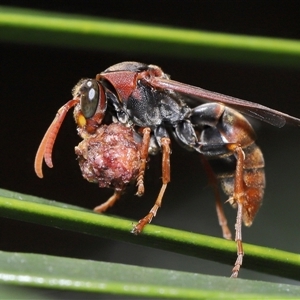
[{"left": 35, "top": 61, "right": 300, "bottom": 277}]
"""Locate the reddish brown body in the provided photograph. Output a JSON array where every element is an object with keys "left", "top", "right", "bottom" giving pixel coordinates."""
[{"left": 34, "top": 61, "right": 300, "bottom": 278}]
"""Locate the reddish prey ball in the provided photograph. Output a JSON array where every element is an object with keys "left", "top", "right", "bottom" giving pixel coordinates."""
[{"left": 75, "top": 123, "right": 142, "bottom": 191}]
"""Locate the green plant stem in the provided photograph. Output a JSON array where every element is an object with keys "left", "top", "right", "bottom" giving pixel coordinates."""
[
  {"left": 1, "top": 6, "right": 300, "bottom": 67},
  {"left": 0, "top": 189, "right": 299, "bottom": 281}
]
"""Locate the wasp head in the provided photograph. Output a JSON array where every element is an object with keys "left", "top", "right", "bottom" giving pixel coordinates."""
[{"left": 72, "top": 79, "right": 107, "bottom": 137}]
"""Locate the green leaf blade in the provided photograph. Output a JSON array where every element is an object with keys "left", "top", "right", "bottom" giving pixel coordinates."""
[
  {"left": 0, "top": 188, "right": 300, "bottom": 282},
  {"left": 0, "top": 251, "right": 299, "bottom": 299}
]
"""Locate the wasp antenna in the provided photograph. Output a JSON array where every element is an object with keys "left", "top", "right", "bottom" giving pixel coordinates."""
[
  {"left": 34, "top": 99, "right": 79, "bottom": 178},
  {"left": 34, "top": 129, "right": 50, "bottom": 178}
]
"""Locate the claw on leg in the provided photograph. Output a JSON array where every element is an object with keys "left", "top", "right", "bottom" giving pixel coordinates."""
[
  {"left": 231, "top": 239, "right": 244, "bottom": 278},
  {"left": 132, "top": 184, "right": 167, "bottom": 234}
]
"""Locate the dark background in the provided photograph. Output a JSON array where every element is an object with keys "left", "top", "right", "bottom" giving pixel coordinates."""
[{"left": 1, "top": 0, "right": 300, "bottom": 294}]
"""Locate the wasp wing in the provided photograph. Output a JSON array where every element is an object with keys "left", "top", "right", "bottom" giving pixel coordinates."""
[{"left": 149, "top": 77, "right": 300, "bottom": 128}]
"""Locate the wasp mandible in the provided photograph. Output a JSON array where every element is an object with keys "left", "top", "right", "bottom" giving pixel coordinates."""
[{"left": 34, "top": 62, "right": 300, "bottom": 277}]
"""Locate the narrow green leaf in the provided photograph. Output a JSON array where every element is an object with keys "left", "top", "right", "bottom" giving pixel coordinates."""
[
  {"left": 0, "top": 251, "right": 299, "bottom": 299},
  {"left": 0, "top": 284, "right": 51, "bottom": 300},
  {"left": 1, "top": 6, "right": 300, "bottom": 67},
  {"left": 0, "top": 188, "right": 300, "bottom": 281}
]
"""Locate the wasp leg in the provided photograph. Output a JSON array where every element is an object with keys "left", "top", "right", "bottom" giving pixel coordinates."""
[
  {"left": 198, "top": 142, "right": 245, "bottom": 277},
  {"left": 136, "top": 127, "right": 151, "bottom": 196},
  {"left": 231, "top": 202, "right": 244, "bottom": 278},
  {"left": 227, "top": 144, "right": 245, "bottom": 278},
  {"left": 93, "top": 189, "right": 122, "bottom": 213},
  {"left": 200, "top": 155, "right": 232, "bottom": 240},
  {"left": 132, "top": 137, "right": 171, "bottom": 234}
]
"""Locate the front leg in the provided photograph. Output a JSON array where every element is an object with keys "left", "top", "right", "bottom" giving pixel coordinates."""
[
  {"left": 132, "top": 137, "right": 171, "bottom": 234},
  {"left": 136, "top": 127, "right": 151, "bottom": 196}
]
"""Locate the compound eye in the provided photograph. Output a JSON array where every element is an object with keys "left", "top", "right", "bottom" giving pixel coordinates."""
[{"left": 80, "top": 79, "right": 99, "bottom": 118}]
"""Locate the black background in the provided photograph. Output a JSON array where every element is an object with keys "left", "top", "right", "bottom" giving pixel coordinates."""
[{"left": 1, "top": 1, "right": 300, "bottom": 295}]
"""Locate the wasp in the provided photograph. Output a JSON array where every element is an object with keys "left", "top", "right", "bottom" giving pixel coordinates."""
[{"left": 34, "top": 62, "right": 300, "bottom": 277}]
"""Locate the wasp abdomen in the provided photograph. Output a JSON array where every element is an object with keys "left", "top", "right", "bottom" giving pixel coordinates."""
[{"left": 193, "top": 103, "right": 265, "bottom": 226}]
